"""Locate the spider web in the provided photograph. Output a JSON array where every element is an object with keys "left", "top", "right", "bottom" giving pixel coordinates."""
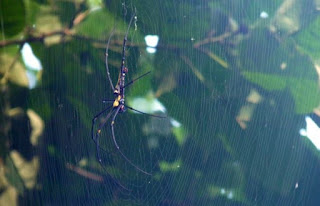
[
  {"left": 85, "top": 2, "right": 176, "bottom": 203},
  {"left": 2, "top": 0, "right": 320, "bottom": 205}
]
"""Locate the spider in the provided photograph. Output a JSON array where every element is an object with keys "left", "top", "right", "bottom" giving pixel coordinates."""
[{"left": 91, "top": 13, "right": 165, "bottom": 187}]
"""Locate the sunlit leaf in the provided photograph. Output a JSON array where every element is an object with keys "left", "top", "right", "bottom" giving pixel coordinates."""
[
  {"left": 0, "top": 53, "right": 29, "bottom": 87},
  {"left": 4, "top": 155, "right": 25, "bottom": 194}
]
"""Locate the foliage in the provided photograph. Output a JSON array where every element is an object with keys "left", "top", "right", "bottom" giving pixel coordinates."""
[{"left": 1, "top": 0, "right": 320, "bottom": 205}]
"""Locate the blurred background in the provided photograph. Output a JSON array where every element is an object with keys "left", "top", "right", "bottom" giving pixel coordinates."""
[{"left": 1, "top": 0, "right": 320, "bottom": 205}]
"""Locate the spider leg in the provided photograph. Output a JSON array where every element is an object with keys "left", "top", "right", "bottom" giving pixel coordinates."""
[
  {"left": 91, "top": 105, "right": 113, "bottom": 142},
  {"left": 93, "top": 108, "right": 115, "bottom": 163},
  {"left": 102, "top": 99, "right": 114, "bottom": 103},
  {"left": 111, "top": 106, "right": 152, "bottom": 175},
  {"left": 110, "top": 106, "right": 122, "bottom": 149},
  {"left": 97, "top": 157, "right": 131, "bottom": 191},
  {"left": 125, "top": 12, "right": 136, "bottom": 37},
  {"left": 106, "top": 28, "right": 116, "bottom": 91},
  {"left": 91, "top": 105, "right": 118, "bottom": 156},
  {"left": 91, "top": 107, "right": 130, "bottom": 190},
  {"left": 125, "top": 105, "right": 167, "bottom": 118},
  {"left": 120, "top": 13, "right": 136, "bottom": 74},
  {"left": 123, "top": 71, "right": 151, "bottom": 88}
]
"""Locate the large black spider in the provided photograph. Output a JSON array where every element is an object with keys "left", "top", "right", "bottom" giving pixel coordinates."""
[{"left": 91, "top": 13, "right": 165, "bottom": 188}]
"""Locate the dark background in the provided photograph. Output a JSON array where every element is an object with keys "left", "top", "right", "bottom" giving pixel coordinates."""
[{"left": 1, "top": 0, "right": 320, "bottom": 205}]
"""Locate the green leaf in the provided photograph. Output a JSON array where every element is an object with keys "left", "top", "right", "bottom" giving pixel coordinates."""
[
  {"left": 288, "top": 77, "right": 320, "bottom": 114},
  {"left": 159, "top": 159, "right": 181, "bottom": 172},
  {"left": 0, "top": 0, "right": 26, "bottom": 37},
  {"left": 67, "top": 96, "right": 92, "bottom": 131},
  {"left": 75, "top": 8, "right": 115, "bottom": 39},
  {"left": 242, "top": 71, "right": 286, "bottom": 91},
  {"left": 295, "top": 15, "right": 320, "bottom": 61},
  {"left": 242, "top": 71, "right": 320, "bottom": 114}
]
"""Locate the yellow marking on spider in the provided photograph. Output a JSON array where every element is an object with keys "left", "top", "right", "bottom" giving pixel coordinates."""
[{"left": 113, "top": 95, "right": 121, "bottom": 107}]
